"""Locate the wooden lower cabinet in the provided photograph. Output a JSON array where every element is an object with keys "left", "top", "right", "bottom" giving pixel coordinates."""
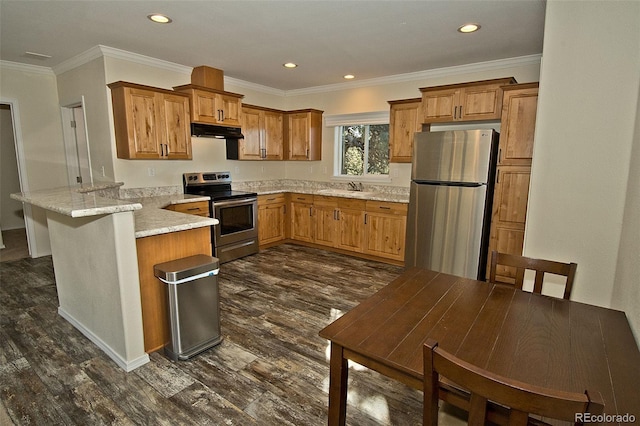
[
  {"left": 289, "top": 193, "right": 314, "bottom": 243},
  {"left": 136, "top": 227, "right": 211, "bottom": 353},
  {"left": 364, "top": 201, "right": 408, "bottom": 262},
  {"left": 284, "top": 193, "right": 406, "bottom": 264},
  {"left": 258, "top": 194, "right": 287, "bottom": 246}
]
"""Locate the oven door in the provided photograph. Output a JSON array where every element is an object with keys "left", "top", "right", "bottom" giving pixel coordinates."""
[{"left": 213, "top": 197, "right": 258, "bottom": 247}]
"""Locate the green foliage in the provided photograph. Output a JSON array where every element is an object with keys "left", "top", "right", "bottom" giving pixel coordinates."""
[{"left": 340, "top": 124, "right": 389, "bottom": 176}]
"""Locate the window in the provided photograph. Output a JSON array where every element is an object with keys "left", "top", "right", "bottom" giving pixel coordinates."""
[{"left": 338, "top": 124, "right": 389, "bottom": 177}]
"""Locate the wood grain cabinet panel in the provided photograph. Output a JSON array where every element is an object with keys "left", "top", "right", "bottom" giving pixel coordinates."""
[
  {"left": 285, "top": 109, "right": 323, "bottom": 161},
  {"left": 388, "top": 98, "right": 422, "bottom": 163},
  {"left": 486, "top": 83, "right": 539, "bottom": 280},
  {"left": 364, "top": 201, "right": 407, "bottom": 262},
  {"left": 289, "top": 193, "right": 314, "bottom": 243},
  {"left": 136, "top": 227, "right": 211, "bottom": 353},
  {"left": 420, "top": 78, "right": 516, "bottom": 123},
  {"left": 239, "top": 105, "right": 284, "bottom": 160},
  {"left": 258, "top": 194, "right": 287, "bottom": 246},
  {"left": 173, "top": 84, "right": 243, "bottom": 128},
  {"left": 164, "top": 201, "right": 210, "bottom": 217},
  {"left": 108, "top": 81, "right": 192, "bottom": 160}
]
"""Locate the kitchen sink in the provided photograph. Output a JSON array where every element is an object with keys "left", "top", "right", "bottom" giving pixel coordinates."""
[{"left": 315, "top": 189, "right": 376, "bottom": 198}]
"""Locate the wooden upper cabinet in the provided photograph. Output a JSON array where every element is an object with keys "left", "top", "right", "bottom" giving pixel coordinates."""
[
  {"left": 285, "top": 109, "right": 323, "bottom": 161},
  {"left": 388, "top": 98, "right": 422, "bottom": 163},
  {"left": 108, "top": 81, "right": 191, "bottom": 160},
  {"left": 173, "top": 84, "right": 243, "bottom": 128},
  {"left": 420, "top": 77, "right": 516, "bottom": 123},
  {"left": 239, "top": 105, "right": 284, "bottom": 160},
  {"left": 498, "top": 83, "right": 539, "bottom": 166}
]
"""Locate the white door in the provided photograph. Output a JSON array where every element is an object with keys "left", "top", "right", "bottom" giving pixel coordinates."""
[{"left": 62, "top": 99, "right": 92, "bottom": 185}]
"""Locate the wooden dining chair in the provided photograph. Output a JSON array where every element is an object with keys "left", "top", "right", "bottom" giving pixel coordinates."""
[
  {"left": 423, "top": 339, "right": 604, "bottom": 425},
  {"left": 489, "top": 250, "right": 578, "bottom": 300}
]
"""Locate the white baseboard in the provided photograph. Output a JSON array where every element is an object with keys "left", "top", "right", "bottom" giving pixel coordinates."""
[{"left": 58, "top": 307, "right": 150, "bottom": 372}]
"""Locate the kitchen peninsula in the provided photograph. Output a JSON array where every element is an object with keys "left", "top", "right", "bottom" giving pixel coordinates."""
[{"left": 11, "top": 183, "right": 217, "bottom": 371}]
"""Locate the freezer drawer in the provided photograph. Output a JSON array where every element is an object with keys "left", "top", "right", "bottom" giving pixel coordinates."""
[{"left": 405, "top": 181, "right": 488, "bottom": 279}]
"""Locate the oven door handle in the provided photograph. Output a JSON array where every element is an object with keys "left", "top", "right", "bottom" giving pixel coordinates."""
[{"left": 213, "top": 198, "right": 257, "bottom": 208}]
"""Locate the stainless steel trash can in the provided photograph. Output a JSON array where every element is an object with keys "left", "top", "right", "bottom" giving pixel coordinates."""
[{"left": 154, "top": 254, "right": 222, "bottom": 361}]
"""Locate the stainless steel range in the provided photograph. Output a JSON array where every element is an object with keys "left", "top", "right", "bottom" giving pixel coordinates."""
[{"left": 183, "top": 172, "right": 258, "bottom": 263}]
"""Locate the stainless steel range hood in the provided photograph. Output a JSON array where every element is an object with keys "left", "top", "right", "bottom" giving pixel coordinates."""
[{"left": 191, "top": 123, "right": 244, "bottom": 139}]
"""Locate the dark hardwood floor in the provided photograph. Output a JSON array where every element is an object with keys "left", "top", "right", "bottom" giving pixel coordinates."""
[{"left": 0, "top": 244, "right": 465, "bottom": 425}]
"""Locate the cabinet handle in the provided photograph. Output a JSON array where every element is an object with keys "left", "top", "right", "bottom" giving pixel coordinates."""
[
  {"left": 306, "top": 148, "right": 309, "bottom": 159},
  {"left": 165, "top": 144, "right": 169, "bottom": 155},
  {"left": 364, "top": 213, "right": 368, "bottom": 225},
  {"left": 187, "top": 207, "right": 200, "bottom": 211},
  {"left": 454, "top": 106, "right": 458, "bottom": 119},
  {"left": 379, "top": 206, "right": 391, "bottom": 210},
  {"left": 160, "top": 144, "right": 164, "bottom": 157},
  {"left": 459, "top": 105, "right": 463, "bottom": 118},
  {"left": 267, "top": 197, "right": 276, "bottom": 201},
  {"left": 496, "top": 169, "right": 500, "bottom": 183},
  {"left": 309, "top": 206, "right": 313, "bottom": 217},
  {"left": 261, "top": 148, "right": 266, "bottom": 158}
]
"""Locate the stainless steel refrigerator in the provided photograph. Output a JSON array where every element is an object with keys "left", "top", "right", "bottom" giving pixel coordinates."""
[{"left": 405, "top": 129, "right": 499, "bottom": 279}]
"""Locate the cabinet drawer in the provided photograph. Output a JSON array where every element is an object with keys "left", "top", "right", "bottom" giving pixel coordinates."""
[
  {"left": 166, "top": 201, "right": 210, "bottom": 217},
  {"left": 258, "top": 193, "right": 286, "bottom": 205},
  {"left": 339, "top": 198, "right": 366, "bottom": 210},
  {"left": 290, "top": 193, "right": 314, "bottom": 204},
  {"left": 366, "top": 201, "right": 407, "bottom": 215}
]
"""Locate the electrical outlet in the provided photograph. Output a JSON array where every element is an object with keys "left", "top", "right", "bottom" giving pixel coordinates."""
[
  {"left": 147, "top": 167, "right": 155, "bottom": 177},
  {"left": 101, "top": 166, "right": 105, "bottom": 177}
]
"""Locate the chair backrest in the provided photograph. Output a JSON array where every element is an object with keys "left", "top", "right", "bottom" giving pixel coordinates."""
[
  {"left": 423, "top": 339, "right": 604, "bottom": 425},
  {"left": 489, "top": 250, "right": 578, "bottom": 300}
]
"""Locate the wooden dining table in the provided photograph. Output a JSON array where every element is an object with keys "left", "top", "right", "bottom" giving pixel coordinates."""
[{"left": 319, "top": 267, "right": 640, "bottom": 425}]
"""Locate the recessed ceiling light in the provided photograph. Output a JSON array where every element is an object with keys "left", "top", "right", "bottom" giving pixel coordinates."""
[
  {"left": 283, "top": 63, "right": 298, "bottom": 69},
  {"left": 148, "top": 14, "right": 172, "bottom": 24},
  {"left": 458, "top": 23, "right": 480, "bottom": 33},
  {"left": 344, "top": 74, "right": 355, "bottom": 80}
]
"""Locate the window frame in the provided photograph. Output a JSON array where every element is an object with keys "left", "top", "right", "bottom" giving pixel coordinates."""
[{"left": 326, "top": 111, "right": 391, "bottom": 183}]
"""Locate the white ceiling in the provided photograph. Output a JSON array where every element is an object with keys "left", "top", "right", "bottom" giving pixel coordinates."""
[{"left": 0, "top": 0, "right": 546, "bottom": 91}]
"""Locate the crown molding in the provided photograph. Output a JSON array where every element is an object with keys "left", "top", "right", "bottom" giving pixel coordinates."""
[
  {"left": 0, "top": 60, "right": 55, "bottom": 76},
  {"left": 284, "top": 54, "right": 542, "bottom": 97},
  {"left": 52, "top": 45, "right": 192, "bottom": 76},
  {"left": 325, "top": 111, "right": 389, "bottom": 127},
  {"left": 224, "top": 76, "right": 286, "bottom": 97}
]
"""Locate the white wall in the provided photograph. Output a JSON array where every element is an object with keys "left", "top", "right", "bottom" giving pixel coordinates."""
[
  {"left": 526, "top": 0, "right": 640, "bottom": 317},
  {"left": 0, "top": 64, "right": 68, "bottom": 256},
  {"left": 57, "top": 57, "right": 114, "bottom": 183},
  {"left": 0, "top": 105, "right": 24, "bottom": 230}
]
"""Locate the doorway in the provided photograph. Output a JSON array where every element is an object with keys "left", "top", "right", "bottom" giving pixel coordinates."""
[
  {"left": 0, "top": 102, "right": 30, "bottom": 261},
  {"left": 61, "top": 99, "right": 92, "bottom": 185}
]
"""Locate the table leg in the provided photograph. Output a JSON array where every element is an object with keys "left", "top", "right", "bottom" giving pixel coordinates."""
[{"left": 328, "top": 342, "right": 348, "bottom": 426}]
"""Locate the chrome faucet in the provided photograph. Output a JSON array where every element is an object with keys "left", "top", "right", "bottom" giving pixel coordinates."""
[{"left": 348, "top": 181, "right": 364, "bottom": 192}]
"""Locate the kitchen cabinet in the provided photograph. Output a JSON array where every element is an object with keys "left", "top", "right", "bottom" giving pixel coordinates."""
[
  {"left": 108, "top": 81, "right": 192, "bottom": 160},
  {"left": 364, "top": 200, "right": 407, "bottom": 262},
  {"left": 487, "top": 83, "right": 539, "bottom": 281},
  {"left": 164, "top": 200, "right": 209, "bottom": 217},
  {"left": 285, "top": 109, "right": 323, "bottom": 160},
  {"left": 420, "top": 77, "right": 516, "bottom": 123},
  {"left": 239, "top": 105, "right": 284, "bottom": 160},
  {"left": 388, "top": 98, "right": 423, "bottom": 163},
  {"left": 136, "top": 227, "right": 211, "bottom": 352},
  {"left": 258, "top": 194, "right": 287, "bottom": 246},
  {"left": 173, "top": 84, "right": 244, "bottom": 128},
  {"left": 289, "top": 193, "right": 314, "bottom": 243},
  {"left": 312, "top": 196, "right": 366, "bottom": 252}
]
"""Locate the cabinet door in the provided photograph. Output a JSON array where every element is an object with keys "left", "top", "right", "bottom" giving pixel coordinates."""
[
  {"left": 499, "top": 88, "right": 538, "bottom": 165},
  {"left": 313, "top": 199, "right": 338, "bottom": 247},
  {"left": 258, "top": 194, "right": 287, "bottom": 245},
  {"left": 422, "top": 88, "right": 459, "bottom": 123},
  {"left": 192, "top": 90, "right": 219, "bottom": 124},
  {"left": 263, "top": 110, "right": 284, "bottom": 160},
  {"left": 164, "top": 201, "right": 209, "bottom": 217},
  {"left": 240, "top": 107, "right": 264, "bottom": 160},
  {"left": 287, "top": 113, "right": 311, "bottom": 160},
  {"left": 458, "top": 84, "right": 504, "bottom": 121},
  {"left": 217, "top": 93, "right": 242, "bottom": 127},
  {"left": 127, "top": 88, "right": 164, "bottom": 158},
  {"left": 290, "top": 194, "right": 314, "bottom": 242},
  {"left": 161, "top": 93, "right": 192, "bottom": 159},
  {"left": 389, "top": 100, "right": 422, "bottom": 163},
  {"left": 337, "top": 208, "right": 366, "bottom": 252},
  {"left": 364, "top": 201, "right": 407, "bottom": 261}
]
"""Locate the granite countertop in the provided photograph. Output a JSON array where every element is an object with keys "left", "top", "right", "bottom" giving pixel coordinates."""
[
  {"left": 233, "top": 180, "right": 410, "bottom": 203},
  {"left": 128, "top": 194, "right": 217, "bottom": 238},
  {"left": 11, "top": 183, "right": 218, "bottom": 239}
]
